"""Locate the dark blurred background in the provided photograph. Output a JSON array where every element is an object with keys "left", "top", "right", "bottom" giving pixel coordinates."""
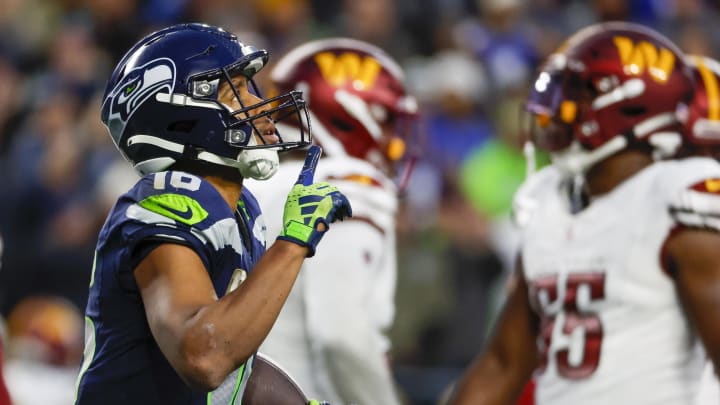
[{"left": 0, "top": 0, "right": 718, "bottom": 403}]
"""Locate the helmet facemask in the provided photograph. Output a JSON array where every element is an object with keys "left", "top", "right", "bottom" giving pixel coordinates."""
[{"left": 189, "top": 57, "right": 312, "bottom": 180}]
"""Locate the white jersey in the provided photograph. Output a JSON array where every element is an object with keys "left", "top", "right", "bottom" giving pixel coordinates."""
[
  {"left": 513, "top": 158, "right": 720, "bottom": 405},
  {"left": 247, "top": 155, "right": 400, "bottom": 405},
  {"left": 695, "top": 362, "right": 720, "bottom": 405}
]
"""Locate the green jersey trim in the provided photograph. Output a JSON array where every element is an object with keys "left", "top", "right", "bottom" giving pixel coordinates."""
[
  {"left": 138, "top": 193, "right": 209, "bottom": 226},
  {"left": 206, "top": 362, "right": 247, "bottom": 405},
  {"left": 230, "top": 363, "right": 246, "bottom": 404}
]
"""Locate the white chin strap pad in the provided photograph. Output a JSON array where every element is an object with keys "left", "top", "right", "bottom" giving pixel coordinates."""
[
  {"left": 237, "top": 148, "right": 279, "bottom": 180},
  {"left": 237, "top": 134, "right": 280, "bottom": 180}
]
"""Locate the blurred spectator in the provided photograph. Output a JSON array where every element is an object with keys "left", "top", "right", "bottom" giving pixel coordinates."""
[
  {"left": 0, "top": 0, "right": 59, "bottom": 67},
  {"left": 5, "top": 87, "right": 96, "bottom": 302},
  {"left": 408, "top": 50, "right": 492, "bottom": 176},
  {"left": 252, "top": 0, "right": 315, "bottom": 54},
  {"left": 336, "top": 0, "right": 415, "bottom": 59},
  {"left": 454, "top": 0, "right": 539, "bottom": 93},
  {"left": 459, "top": 94, "right": 549, "bottom": 271},
  {"left": 0, "top": 54, "right": 26, "bottom": 155},
  {"left": 81, "top": 0, "right": 145, "bottom": 63}
]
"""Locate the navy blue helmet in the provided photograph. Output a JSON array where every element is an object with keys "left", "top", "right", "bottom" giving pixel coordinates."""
[{"left": 101, "top": 23, "right": 311, "bottom": 176}]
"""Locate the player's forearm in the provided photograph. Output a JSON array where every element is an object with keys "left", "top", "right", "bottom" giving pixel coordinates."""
[{"left": 179, "top": 241, "right": 307, "bottom": 388}]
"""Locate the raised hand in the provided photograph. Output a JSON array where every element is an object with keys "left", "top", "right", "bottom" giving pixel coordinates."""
[{"left": 278, "top": 145, "right": 352, "bottom": 257}]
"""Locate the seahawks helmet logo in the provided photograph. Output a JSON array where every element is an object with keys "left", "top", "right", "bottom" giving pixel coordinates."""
[{"left": 104, "top": 57, "right": 176, "bottom": 143}]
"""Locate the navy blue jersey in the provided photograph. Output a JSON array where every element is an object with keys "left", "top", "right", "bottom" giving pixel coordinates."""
[{"left": 75, "top": 171, "right": 267, "bottom": 405}]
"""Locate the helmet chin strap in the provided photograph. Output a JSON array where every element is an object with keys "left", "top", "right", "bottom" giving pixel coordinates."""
[
  {"left": 126, "top": 133, "right": 279, "bottom": 179},
  {"left": 236, "top": 136, "right": 279, "bottom": 180},
  {"left": 523, "top": 140, "right": 536, "bottom": 178},
  {"left": 551, "top": 136, "right": 628, "bottom": 176},
  {"left": 550, "top": 111, "right": 679, "bottom": 176}
]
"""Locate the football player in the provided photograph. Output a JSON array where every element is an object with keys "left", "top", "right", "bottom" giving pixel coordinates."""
[
  {"left": 74, "top": 23, "right": 351, "bottom": 404},
  {"left": 248, "top": 38, "right": 418, "bottom": 404},
  {"left": 449, "top": 21, "right": 720, "bottom": 405},
  {"left": 677, "top": 54, "right": 720, "bottom": 405}
]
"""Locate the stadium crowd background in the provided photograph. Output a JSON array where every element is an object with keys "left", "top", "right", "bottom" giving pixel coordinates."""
[{"left": 0, "top": 0, "right": 718, "bottom": 403}]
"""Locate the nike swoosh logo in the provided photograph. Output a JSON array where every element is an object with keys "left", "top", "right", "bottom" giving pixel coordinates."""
[
  {"left": 156, "top": 203, "right": 194, "bottom": 220},
  {"left": 139, "top": 193, "right": 208, "bottom": 226}
]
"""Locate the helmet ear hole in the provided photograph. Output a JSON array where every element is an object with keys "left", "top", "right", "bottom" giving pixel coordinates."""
[
  {"left": 331, "top": 118, "right": 354, "bottom": 132},
  {"left": 620, "top": 106, "right": 647, "bottom": 117}
]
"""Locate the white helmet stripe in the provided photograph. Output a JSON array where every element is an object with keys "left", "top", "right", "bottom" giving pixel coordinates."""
[
  {"left": 127, "top": 134, "right": 242, "bottom": 168},
  {"left": 155, "top": 92, "right": 223, "bottom": 110},
  {"left": 592, "top": 78, "right": 646, "bottom": 110},
  {"left": 335, "top": 89, "right": 382, "bottom": 140},
  {"left": 633, "top": 112, "right": 677, "bottom": 137},
  {"left": 303, "top": 111, "right": 348, "bottom": 158}
]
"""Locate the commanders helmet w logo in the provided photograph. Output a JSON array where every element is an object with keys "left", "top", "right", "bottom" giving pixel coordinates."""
[
  {"left": 313, "top": 52, "right": 382, "bottom": 90},
  {"left": 613, "top": 36, "right": 676, "bottom": 83}
]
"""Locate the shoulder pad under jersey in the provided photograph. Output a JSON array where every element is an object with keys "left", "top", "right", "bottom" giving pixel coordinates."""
[
  {"left": 121, "top": 171, "right": 243, "bottom": 253},
  {"left": 126, "top": 171, "right": 234, "bottom": 225},
  {"left": 668, "top": 157, "right": 720, "bottom": 232},
  {"left": 512, "top": 165, "right": 564, "bottom": 229}
]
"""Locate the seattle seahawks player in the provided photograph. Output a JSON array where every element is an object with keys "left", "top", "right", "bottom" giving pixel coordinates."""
[{"left": 74, "top": 23, "right": 351, "bottom": 405}]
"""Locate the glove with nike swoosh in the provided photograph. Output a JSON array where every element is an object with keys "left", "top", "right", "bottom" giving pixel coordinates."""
[{"left": 278, "top": 145, "right": 352, "bottom": 257}]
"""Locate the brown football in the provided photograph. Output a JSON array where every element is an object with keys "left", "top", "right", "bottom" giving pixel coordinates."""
[{"left": 242, "top": 353, "right": 309, "bottom": 405}]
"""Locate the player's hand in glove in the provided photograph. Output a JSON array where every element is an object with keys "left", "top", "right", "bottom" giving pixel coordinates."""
[{"left": 278, "top": 145, "right": 352, "bottom": 257}]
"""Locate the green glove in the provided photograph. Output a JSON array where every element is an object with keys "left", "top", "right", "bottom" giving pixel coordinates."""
[{"left": 278, "top": 146, "right": 352, "bottom": 257}]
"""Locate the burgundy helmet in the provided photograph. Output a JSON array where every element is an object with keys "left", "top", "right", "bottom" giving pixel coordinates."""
[
  {"left": 270, "top": 38, "right": 418, "bottom": 178},
  {"left": 526, "top": 21, "right": 694, "bottom": 174},
  {"left": 681, "top": 55, "right": 720, "bottom": 157}
]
